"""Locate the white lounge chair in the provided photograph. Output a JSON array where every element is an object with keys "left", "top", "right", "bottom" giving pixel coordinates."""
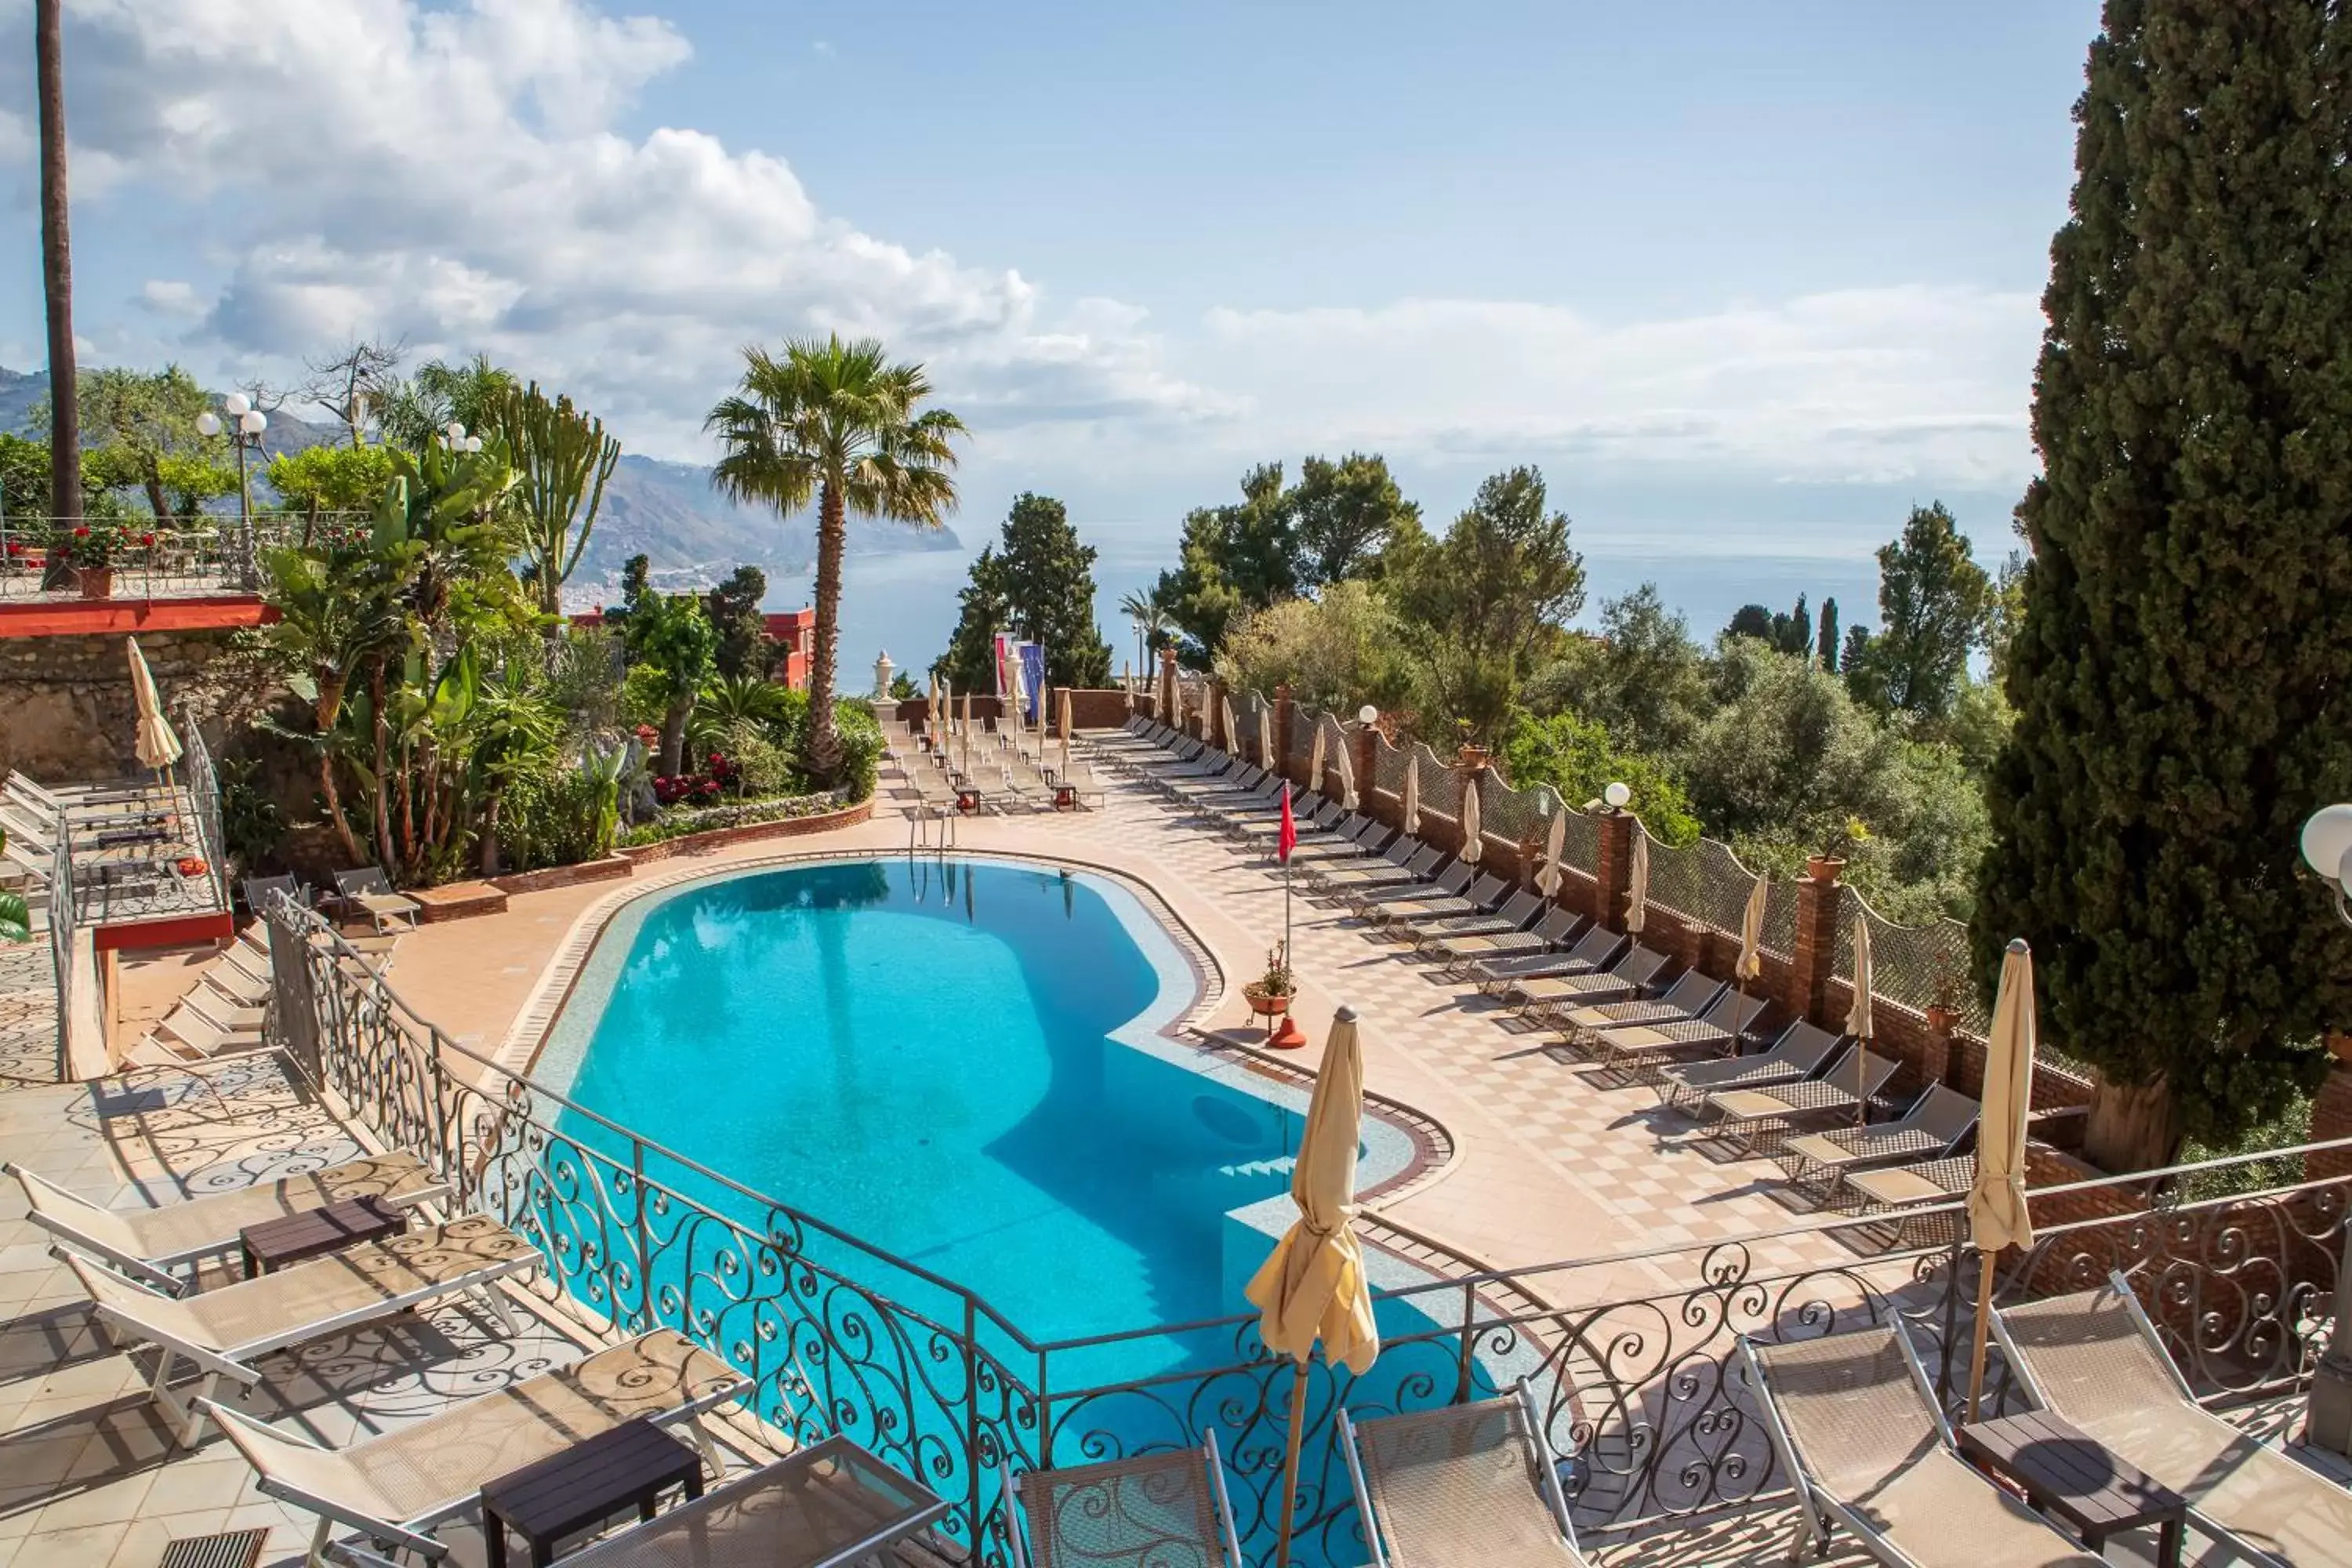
[
  {"left": 1341, "top": 1382, "right": 1589, "bottom": 1568},
  {"left": 204, "top": 1328, "right": 748, "bottom": 1566},
  {"left": 12, "top": 1150, "right": 446, "bottom": 1291},
  {"left": 1996, "top": 1276, "right": 2352, "bottom": 1568},
  {"left": 1740, "top": 1326, "right": 2103, "bottom": 1568},
  {"left": 60, "top": 1214, "right": 542, "bottom": 1444}
]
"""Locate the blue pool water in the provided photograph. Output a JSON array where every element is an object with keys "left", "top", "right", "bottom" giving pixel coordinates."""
[{"left": 533, "top": 856, "right": 1504, "bottom": 1565}]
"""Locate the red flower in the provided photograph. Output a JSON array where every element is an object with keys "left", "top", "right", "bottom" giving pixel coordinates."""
[
  {"left": 73, "top": 526, "right": 90, "bottom": 538},
  {"left": 5, "top": 543, "right": 20, "bottom": 555},
  {"left": 140, "top": 532, "right": 156, "bottom": 546}
]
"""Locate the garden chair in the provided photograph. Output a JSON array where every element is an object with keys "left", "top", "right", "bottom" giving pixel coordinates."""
[
  {"left": 1428, "top": 905, "right": 1583, "bottom": 974},
  {"left": 1777, "top": 1083, "right": 1980, "bottom": 1201},
  {"left": 60, "top": 1214, "right": 542, "bottom": 1445},
  {"left": 11, "top": 1151, "right": 445, "bottom": 1292},
  {"left": 1586, "top": 987, "right": 1767, "bottom": 1082},
  {"left": 1654, "top": 1019, "right": 1842, "bottom": 1114},
  {"left": 1003, "top": 1432, "right": 1243, "bottom": 1568},
  {"left": 240, "top": 872, "right": 313, "bottom": 916},
  {"left": 1554, "top": 968, "right": 1722, "bottom": 1048},
  {"left": 528, "top": 1438, "right": 949, "bottom": 1568},
  {"left": 204, "top": 1329, "right": 748, "bottom": 1567},
  {"left": 1340, "top": 1381, "right": 1589, "bottom": 1568},
  {"left": 1283, "top": 814, "right": 1396, "bottom": 866},
  {"left": 1405, "top": 887, "right": 1547, "bottom": 954},
  {"left": 1345, "top": 857, "right": 1472, "bottom": 918},
  {"left": 1696, "top": 1043, "right": 1900, "bottom": 1156},
  {"left": 1996, "top": 1276, "right": 2352, "bottom": 1568},
  {"left": 1373, "top": 869, "right": 1512, "bottom": 937},
  {"left": 332, "top": 866, "right": 421, "bottom": 933},
  {"left": 1506, "top": 943, "right": 1671, "bottom": 1022},
  {"left": 1471, "top": 924, "right": 1626, "bottom": 996},
  {"left": 1305, "top": 837, "right": 1436, "bottom": 896},
  {"left": 1740, "top": 1327, "right": 2102, "bottom": 1568}
]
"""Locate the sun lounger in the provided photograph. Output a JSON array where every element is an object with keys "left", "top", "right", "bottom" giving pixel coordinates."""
[
  {"left": 204, "top": 1328, "right": 748, "bottom": 1566},
  {"left": 61, "top": 1214, "right": 542, "bottom": 1445},
  {"left": 1004, "top": 1432, "right": 1243, "bottom": 1568},
  {"left": 550, "top": 1437, "right": 950, "bottom": 1568},
  {"left": 1507, "top": 944, "right": 1671, "bottom": 1020},
  {"left": 1845, "top": 1155, "right": 1973, "bottom": 1245},
  {"left": 1340, "top": 1381, "right": 1589, "bottom": 1568},
  {"left": 1347, "top": 859, "right": 1472, "bottom": 917},
  {"left": 1472, "top": 925, "right": 1627, "bottom": 996},
  {"left": 1429, "top": 906, "right": 1583, "bottom": 973},
  {"left": 13, "top": 1151, "right": 446, "bottom": 1291},
  {"left": 1697, "top": 1044, "right": 1900, "bottom": 1155},
  {"left": 1404, "top": 888, "right": 1546, "bottom": 954},
  {"left": 153, "top": 997, "right": 264, "bottom": 1058},
  {"left": 1996, "top": 1276, "right": 2352, "bottom": 1568},
  {"left": 1588, "top": 988, "right": 1769, "bottom": 1082},
  {"left": 1374, "top": 870, "right": 1512, "bottom": 936},
  {"left": 1306, "top": 839, "right": 1436, "bottom": 895},
  {"left": 333, "top": 867, "right": 421, "bottom": 933},
  {"left": 1286, "top": 815, "right": 1396, "bottom": 865},
  {"left": 1656, "top": 1020, "right": 1842, "bottom": 1114},
  {"left": 1741, "top": 1327, "right": 2103, "bottom": 1568},
  {"left": 1777, "top": 1084, "right": 1980, "bottom": 1200},
  {"left": 1554, "top": 969, "right": 1722, "bottom": 1047}
]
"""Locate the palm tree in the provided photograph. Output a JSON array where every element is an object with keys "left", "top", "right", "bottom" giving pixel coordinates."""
[
  {"left": 706, "top": 337, "right": 966, "bottom": 786},
  {"left": 36, "top": 0, "right": 80, "bottom": 525},
  {"left": 1117, "top": 586, "right": 1173, "bottom": 688}
]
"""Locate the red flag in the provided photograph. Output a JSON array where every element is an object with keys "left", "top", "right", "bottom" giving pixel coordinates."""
[{"left": 1278, "top": 784, "right": 1297, "bottom": 863}]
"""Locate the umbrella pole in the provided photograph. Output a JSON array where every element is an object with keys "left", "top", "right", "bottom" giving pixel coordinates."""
[
  {"left": 1965, "top": 1250, "right": 2000, "bottom": 1422},
  {"left": 1857, "top": 1035, "right": 1872, "bottom": 1127},
  {"left": 1274, "top": 1356, "right": 1311, "bottom": 1568}
]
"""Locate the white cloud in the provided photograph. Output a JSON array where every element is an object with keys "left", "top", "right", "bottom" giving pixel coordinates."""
[{"left": 13, "top": 0, "right": 2041, "bottom": 497}]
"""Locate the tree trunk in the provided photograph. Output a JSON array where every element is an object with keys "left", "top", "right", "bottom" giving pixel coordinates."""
[
  {"left": 481, "top": 791, "right": 503, "bottom": 877},
  {"left": 35, "top": 0, "right": 79, "bottom": 526},
  {"left": 369, "top": 658, "right": 396, "bottom": 873},
  {"left": 804, "top": 478, "right": 846, "bottom": 785},
  {"left": 661, "top": 692, "right": 692, "bottom": 777},
  {"left": 2084, "top": 1073, "right": 2181, "bottom": 1174},
  {"left": 141, "top": 470, "right": 169, "bottom": 527}
]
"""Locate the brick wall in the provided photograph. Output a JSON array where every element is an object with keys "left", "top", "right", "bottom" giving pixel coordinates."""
[{"left": 2310, "top": 1045, "right": 2352, "bottom": 1182}]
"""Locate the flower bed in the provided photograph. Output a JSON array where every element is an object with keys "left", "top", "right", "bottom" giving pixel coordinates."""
[{"left": 619, "top": 789, "right": 848, "bottom": 848}]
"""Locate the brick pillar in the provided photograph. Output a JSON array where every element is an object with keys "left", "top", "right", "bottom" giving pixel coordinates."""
[
  {"left": 1595, "top": 810, "right": 1635, "bottom": 931},
  {"left": 1207, "top": 676, "right": 1228, "bottom": 752},
  {"left": 1923, "top": 1006, "right": 1957, "bottom": 1090},
  {"left": 1157, "top": 648, "right": 1178, "bottom": 728},
  {"left": 1788, "top": 867, "right": 1846, "bottom": 1029},
  {"left": 1353, "top": 718, "right": 1378, "bottom": 815},
  {"left": 2309, "top": 1037, "right": 2352, "bottom": 1182},
  {"left": 1273, "top": 683, "right": 1295, "bottom": 785}
]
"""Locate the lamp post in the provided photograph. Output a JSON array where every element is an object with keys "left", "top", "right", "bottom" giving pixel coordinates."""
[
  {"left": 195, "top": 393, "right": 267, "bottom": 587},
  {"left": 445, "top": 419, "right": 485, "bottom": 456},
  {"left": 2303, "top": 804, "right": 2352, "bottom": 1454}
]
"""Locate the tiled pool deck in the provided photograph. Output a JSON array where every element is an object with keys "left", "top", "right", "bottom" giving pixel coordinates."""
[{"left": 2, "top": 738, "right": 2334, "bottom": 1566}]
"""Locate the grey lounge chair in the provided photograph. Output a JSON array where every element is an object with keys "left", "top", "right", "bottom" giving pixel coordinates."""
[
  {"left": 1996, "top": 1276, "right": 2352, "bottom": 1568},
  {"left": 1555, "top": 968, "right": 1723, "bottom": 1050},
  {"left": 1341, "top": 1381, "right": 1589, "bottom": 1568},
  {"left": 333, "top": 866, "right": 421, "bottom": 933},
  {"left": 1348, "top": 858, "right": 1472, "bottom": 918},
  {"left": 1588, "top": 986, "right": 1769, "bottom": 1082},
  {"left": 1656, "top": 1020, "right": 1842, "bottom": 1114},
  {"left": 1004, "top": 1432, "right": 1243, "bottom": 1568},
  {"left": 1405, "top": 887, "right": 1546, "bottom": 954},
  {"left": 1377, "top": 872, "right": 1513, "bottom": 939},
  {"left": 205, "top": 1330, "right": 748, "bottom": 1566},
  {"left": 1741, "top": 1327, "right": 2102, "bottom": 1568},
  {"left": 1472, "top": 924, "right": 1625, "bottom": 996},
  {"left": 1697, "top": 1043, "right": 1900, "bottom": 1156},
  {"left": 1507, "top": 944, "right": 1671, "bottom": 1020},
  {"left": 1307, "top": 838, "right": 1437, "bottom": 895},
  {"left": 1429, "top": 905, "right": 1583, "bottom": 974},
  {"left": 1778, "top": 1084, "right": 1981, "bottom": 1202}
]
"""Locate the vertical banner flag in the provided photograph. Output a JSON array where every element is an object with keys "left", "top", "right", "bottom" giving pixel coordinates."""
[
  {"left": 1279, "top": 783, "right": 1298, "bottom": 863},
  {"left": 993, "top": 633, "right": 1014, "bottom": 704},
  {"left": 1019, "top": 642, "right": 1047, "bottom": 725}
]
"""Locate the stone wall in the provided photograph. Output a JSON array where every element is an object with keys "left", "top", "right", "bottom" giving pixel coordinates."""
[{"left": 0, "top": 626, "right": 280, "bottom": 782}]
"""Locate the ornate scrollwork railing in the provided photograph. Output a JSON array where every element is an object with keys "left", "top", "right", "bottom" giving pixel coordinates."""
[{"left": 264, "top": 896, "right": 2350, "bottom": 1567}]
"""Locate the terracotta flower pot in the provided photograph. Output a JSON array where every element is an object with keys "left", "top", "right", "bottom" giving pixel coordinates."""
[
  {"left": 1806, "top": 855, "right": 1846, "bottom": 883},
  {"left": 78, "top": 565, "right": 114, "bottom": 600},
  {"left": 1243, "top": 985, "right": 1292, "bottom": 1019}
]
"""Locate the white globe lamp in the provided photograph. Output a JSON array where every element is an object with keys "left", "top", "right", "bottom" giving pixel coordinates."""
[
  {"left": 2303, "top": 805, "right": 2352, "bottom": 928},
  {"left": 238, "top": 409, "right": 267, "bottom": 437},
  {"left": 194, "top": 411, "right": 222, "bottom": 437},
  {"left": 1358, "top": 705, "right": 1378, "bottom": 725},
  {"left": 1603, "top": 781, "right": 1632, "bottom": 810},
  {"left": 223, "top": 392, "right": 251, "bottom": 419}
]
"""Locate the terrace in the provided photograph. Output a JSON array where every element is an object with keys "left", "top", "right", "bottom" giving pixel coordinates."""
[{"left": 0, "top": 711, "right": 2345, "bottom": 1567}]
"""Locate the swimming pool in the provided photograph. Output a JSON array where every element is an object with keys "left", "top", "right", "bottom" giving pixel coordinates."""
[{"left": 532, "top": 855, "right": 1503, "bottom": 1564}]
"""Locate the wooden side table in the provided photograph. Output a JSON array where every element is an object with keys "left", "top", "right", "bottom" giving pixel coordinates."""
[
  {"left": 481, "top": 1417, "right": 703, "bottom": 1568},
  {"left": 238, "top": 1195, "right": 407, "bottom": 1275},
  {"left": 1958, "top": 1410, "right": 2187, "bottom": 1568}
]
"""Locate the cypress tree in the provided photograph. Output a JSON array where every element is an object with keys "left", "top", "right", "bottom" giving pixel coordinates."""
[
  {"left": 1817, "top": 597, "right": 1840, "bottom": 672},
  {"left": 1975, "top": 0, "right": 2352, "bottom": 1170}
]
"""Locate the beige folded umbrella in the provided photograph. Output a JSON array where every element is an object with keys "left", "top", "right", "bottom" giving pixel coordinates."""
[
  {"left": 1537, "top": 808, "right": 1566, "bottom": 898},
  {"left": 1307, "top": 720, "right": 1327, "bottom": 798},
  {"left": 1221, "top": 695, "right": 1239, "bottom": 757},
  {"left": 1846, "top": 915, "right": 1875, "bottom": 1127},
  {"left": 1334, "top": 732, "right": 1359, "bottom": 811},
  {"left": 1736, "top": 873, "right": 1769, "bottom": 982},
  {"left": 1966, "top": 938, "right": 2037, "bottom": 1419},
  {"left": 1057, "top": 687, "right": 1073, "bottom": 779},
  {"left": 1458, "top": 771, "right": 1483, "bottom": 864},
  {"left": 1401, "top": 753, "right": 1421, "bottom": 836},
  {"left": 1247, "top": 1006, "right": 1380, "bottom": 1568},
  {"left": 129, "top": 637, "right": 183, "bottom": 775},
  {"left": 1624, "top": 822, "right": 1647, "bottom": 931},
  {"left": 958, "top": 691, "right": 972, "bottom": 777}
]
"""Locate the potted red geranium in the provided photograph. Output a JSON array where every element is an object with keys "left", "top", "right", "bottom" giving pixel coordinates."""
[
  {"left": 1242, "top": 942, "right": 1296, "bottom": 1024},
  {"left": 47, "top": 521, "right": 132, "bottom": 598}
]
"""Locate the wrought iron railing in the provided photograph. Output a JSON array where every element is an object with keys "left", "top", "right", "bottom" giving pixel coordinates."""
[
  {"left": 0, "top": 511, "right": 354, "bottom": 600},
  {"left": 264, "top": 894, "right": 2352, "bottom": 1566},
  {"left": 45, "top": 826, "right": 73, "bottom": 1077},
  {"left": 181, "top": 711, "right": 230, "bottom": 915}
]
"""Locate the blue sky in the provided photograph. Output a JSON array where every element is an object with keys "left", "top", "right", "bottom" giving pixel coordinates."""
[{"left": 0, "top": 0, "right": 2103, "bottom": 599}]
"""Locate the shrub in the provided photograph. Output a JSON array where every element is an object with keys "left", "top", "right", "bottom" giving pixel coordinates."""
[{"left": 834, "top": 702, "right": 884, "bottom": 802}]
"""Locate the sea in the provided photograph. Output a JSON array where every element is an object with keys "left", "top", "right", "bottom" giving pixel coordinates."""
[{"left": 765, "top": 533, "right": 1893, "bottom": 690}]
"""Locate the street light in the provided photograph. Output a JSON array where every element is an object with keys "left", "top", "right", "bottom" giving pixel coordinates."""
[
  {"left": 2302, "top": 805, "right": 2352, "bottom": 929},
  {"left": 195, "top": 393, "right": 267, "bottom": 586},
  {"left": 445, "top": 420, "right": 483, "bottom": 455},
  {"left": 1358, "top": 704, "right": 1378, "bottom": 726},
  {"left": 1604, "top": 781, "right": 1632, "bottom": 810}
]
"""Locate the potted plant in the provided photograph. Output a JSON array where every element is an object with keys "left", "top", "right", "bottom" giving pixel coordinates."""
[
  {"left": 1806, "top": 818, "right": 1868, "bottom": 882},
  {"left": 47, "top": 521, "right": 132, "bottom": 598},
  {"left": 1926, "top": 952, "right": 1968, "bottom": 1034},
  {"left": 1242, "top": 942, "right": 1296, "bottom": 1022}
]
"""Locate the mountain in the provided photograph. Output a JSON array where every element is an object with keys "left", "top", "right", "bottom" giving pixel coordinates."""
[{"left": 0, "top": 366, "right": 959, "bottom": 584}]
